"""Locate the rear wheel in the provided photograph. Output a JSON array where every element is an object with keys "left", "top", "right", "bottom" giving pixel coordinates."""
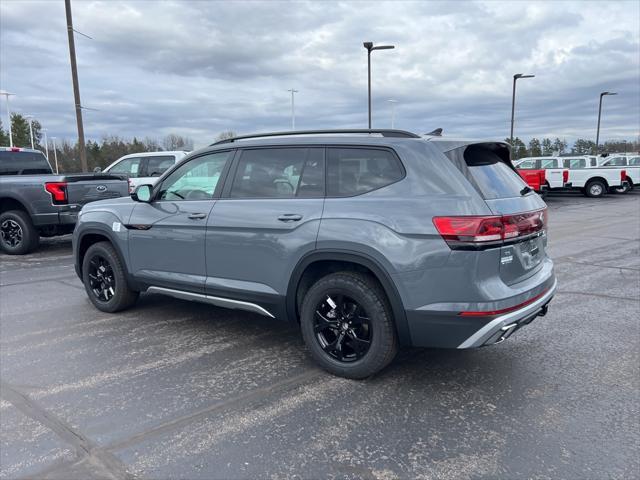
[
  {"left": 82, "top": 241, "right": 138, "bottom": 312},
  {"left": 585, "top": 180, "right": 606, "bottom": 198},
  {"left": 300, "top": 272, "right": 398, "bottom": 379},
  {"left": 0, "top": 210, "right": 39, "bottom": 255}
]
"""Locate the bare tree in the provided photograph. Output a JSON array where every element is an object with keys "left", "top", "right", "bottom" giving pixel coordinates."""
[
  {"left": 215, "top": 130, "right": 237, "bottom": 142},
  {"left": 162, "top": 133, "right": 194, "bottom": 151}
]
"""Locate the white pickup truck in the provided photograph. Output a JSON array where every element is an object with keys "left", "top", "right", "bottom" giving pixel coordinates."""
[
  {"left": 515, "top": 156, "right": 627, "bottom": 197},
  {"left": 598, "top": 154, "right": 640, "bottom": 192}
]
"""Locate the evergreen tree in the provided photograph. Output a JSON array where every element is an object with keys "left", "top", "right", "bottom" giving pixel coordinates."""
[
  {"left": 0, "top": 120, "right": 9, "bottom": 146},
  {"left": 528, "top": 138, "right": 542, "bottom": 157},
  {"left": 541, "top": 138, "right": 553, "bottom": 155}
]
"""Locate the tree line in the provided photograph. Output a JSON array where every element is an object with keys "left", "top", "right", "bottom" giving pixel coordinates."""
[
  {"left": 0, "top": 114, "right": 197, "bottom": 172},
  {"left": 1, "top": 113, "right": 636, "bottom": 171},
  {"left": 506, "top": 136, "right": 639, "bottom": 159}
]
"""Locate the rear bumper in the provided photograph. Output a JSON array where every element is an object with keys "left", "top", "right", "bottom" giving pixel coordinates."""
[
  {"left": 32, "top": 205, "right": 81, "bottom": 227},
  {"left": 456, "top": 278, "right": 556, "bottom": 348}
]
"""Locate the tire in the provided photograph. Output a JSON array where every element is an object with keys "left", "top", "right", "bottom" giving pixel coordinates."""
[
  {"left": 585, "top": 180, "right": 606, "bottom": 198},
  {"left": 613, "top": 181, "right": 631, "bottom": 194},
  {"left": 82, "top": 241, "right": 138, "bottom": 312},
  {"left": 300, "top": 272, "right": 398, "bottom": 379},
  {"left": 0, "top": 210, "right": 39, "bottom": 255}
]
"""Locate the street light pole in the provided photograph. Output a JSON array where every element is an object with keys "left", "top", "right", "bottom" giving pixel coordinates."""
[
  {"left": 0, "top": 91, "right": 15, "bottom": 147},
  {"left": 287, "top": 88, "right": 298, "bottom": 130},
  {"left": 388, "top": 99, "right": 398, "bottom": 128},
  {"left": 595, "top": 91, "right": 617, "bottom": 156},
  {"left": 510, "top": 73, "right": 535, "bottom": 147},
  {"left": 25, "top": 115, "right": 35, "bottom": 149},
  {"left": 51, "top": 137, "right": 59, "bottom": 173},
  {"left": 65, "top": 0, "right": 88, "bottom": 172},
  {"left": 363, "top": 42, "right": 395, "bottom": 129},
  {"left": 42, "top": 128, "right": 49, "bottom": 160}
]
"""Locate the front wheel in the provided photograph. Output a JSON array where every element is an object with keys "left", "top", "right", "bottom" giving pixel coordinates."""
[
  {"left": 82, "top": 241, "right": 138, "bottom": 312},
  {"left": 585, "top": 180, "right": 606, "bottom": 198},
  {"left": 300, "top": 272, "right": 398, "bottom": 379}
]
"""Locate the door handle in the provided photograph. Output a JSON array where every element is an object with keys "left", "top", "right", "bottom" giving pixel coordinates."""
[
  {"left": 188, "top": 213, "right": 207, "bottom": 220},
  {"left": 277, "top": 214, "right": 303, "bottom": 222}
]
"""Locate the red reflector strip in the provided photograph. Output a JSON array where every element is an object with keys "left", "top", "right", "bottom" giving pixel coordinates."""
[{"left": 459, "top": 288, "right": 550, "bottom": 317}]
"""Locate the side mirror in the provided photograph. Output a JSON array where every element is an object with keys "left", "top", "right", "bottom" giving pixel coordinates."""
[
  {"left": 93, "top": 166, "right": 102, "bottom": 173},
  {"left": 131, "top": 184, "right": 153, "bottom": 203}
]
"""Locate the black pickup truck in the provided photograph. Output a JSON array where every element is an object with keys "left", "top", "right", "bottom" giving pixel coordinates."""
[{"left": 0, "top": 147, "right": 129, "bottom": 254}]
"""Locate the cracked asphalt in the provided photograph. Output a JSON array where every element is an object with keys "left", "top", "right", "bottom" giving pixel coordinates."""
[{"left": 1, "top": 191, "right": 639, "bottom": 479}]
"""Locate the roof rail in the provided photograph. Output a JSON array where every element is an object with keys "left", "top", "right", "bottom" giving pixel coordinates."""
[{"left": 211, "top": 129, "right": 421, "bottom": 145}]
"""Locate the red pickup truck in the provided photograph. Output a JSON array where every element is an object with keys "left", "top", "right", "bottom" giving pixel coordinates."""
[{"left": 518, "top": 168, "right": 569, "bottom": 196}]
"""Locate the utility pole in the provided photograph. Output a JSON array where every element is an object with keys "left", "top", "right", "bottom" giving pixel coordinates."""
[
  {"left": 25, "top": 115, "right": 35, "bottom": 149},
  {"left": 596, "top": 91, "right": 617, "bottom": 156},
  {"left": 287, "top": 88, "right": 298, "bottom": 130},
  {"left": 510, "top": 73, "right": 535, "bottom": 147},
  {"left": 65, "top": 0, "right": 88, "bottom": 172},
  {"left": 0, "top": 91, "right": 15, "bottom": 147}
]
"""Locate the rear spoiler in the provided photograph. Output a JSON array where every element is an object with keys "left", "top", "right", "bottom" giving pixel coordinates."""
[{"left": 59, "top": 174, "right": 128, "bottom": 182}]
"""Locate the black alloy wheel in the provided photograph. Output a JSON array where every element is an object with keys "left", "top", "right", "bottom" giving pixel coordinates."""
[
  {"left": 314, "top": 294, "right": 372, "bottom": 362},
  {"left": 87, "top": 254, "right": 116, "bottom": 302},
  {"left": 0, "top": 219, "right": 23, "bottom": 249}
]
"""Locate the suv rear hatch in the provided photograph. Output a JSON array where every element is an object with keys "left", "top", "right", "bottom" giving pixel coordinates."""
[{"left": 442, "top": 142, "right": 548, "bottom": 286}]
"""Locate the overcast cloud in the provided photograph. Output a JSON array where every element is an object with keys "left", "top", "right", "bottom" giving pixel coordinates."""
[{"left": 1, "top": 0, "right": 638, "bottom": 148}]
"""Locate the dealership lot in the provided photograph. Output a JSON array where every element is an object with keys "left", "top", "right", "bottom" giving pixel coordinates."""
[{"left": 1, "top": 192, "right": 638, "bottom": 479}]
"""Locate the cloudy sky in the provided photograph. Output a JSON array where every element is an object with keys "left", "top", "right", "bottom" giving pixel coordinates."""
[{"left": 1, "top": 0, "right": 638, "bottom": 148}]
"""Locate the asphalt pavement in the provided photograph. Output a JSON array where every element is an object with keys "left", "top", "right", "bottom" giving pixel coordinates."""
[{"left": 1, "top": 191, "right": 639, "bottom": 479}]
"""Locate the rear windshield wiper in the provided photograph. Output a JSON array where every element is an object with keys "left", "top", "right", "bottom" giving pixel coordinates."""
[{"left": 520, "top": 186, "right": 533, "bottom": 196}]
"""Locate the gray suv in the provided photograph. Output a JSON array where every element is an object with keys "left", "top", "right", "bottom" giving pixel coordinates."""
[{"left": 73, "top": 129, "right": 556, "bottom": 378}]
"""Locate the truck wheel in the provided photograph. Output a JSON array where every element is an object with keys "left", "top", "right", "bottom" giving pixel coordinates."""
[
  {"left": 0, "top": 210, "right": 39, "bottom": 255},
  {"left": 585, "top": 180, "right": 606, "bottom": 198},
  {"left": 613, "top": 181, "right": 631, "bottom": 194},
  {"left": 82, "top": 241, "right": 138, "bottom": 312},
  {"left": 300, "top": 272, "right": 398, "bottom": 379}
]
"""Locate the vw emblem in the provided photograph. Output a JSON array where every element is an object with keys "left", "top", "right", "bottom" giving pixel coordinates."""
[{"left": 96, "top": 185, "right": 107, "bottom": 192}]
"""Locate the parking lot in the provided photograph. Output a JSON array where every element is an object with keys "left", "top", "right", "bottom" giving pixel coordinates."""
[{"left": 1, "top": 191, "right": 638, "bottom": 479}]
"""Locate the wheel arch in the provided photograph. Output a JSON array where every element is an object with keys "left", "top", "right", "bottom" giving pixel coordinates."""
[
  {"left": 0, "top": 195, "right": 32, "bottom": 215},
  {"left": 586, "top": 176, "right": 609, "bottom": 188},
  {"left": 286, "top": 250, "right": 412, "bottom": 346},
  {"left": 76, "top": 228, "right": 133, "bottom": 285}
]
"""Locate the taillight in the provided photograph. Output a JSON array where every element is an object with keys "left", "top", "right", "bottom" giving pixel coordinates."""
[
  {"left": 562, "top": 170, "right": 569, "bottom": 183},
  {"left": 10, "top": 147, "right": 21, "bottom": 152},
  {"left": 538, "top": 170, "right": 546, "bottom": 186},
  {"left": 433, "top": 208, "right": 546, "bottom": 249},
  {"left": 45, "top": 182, "right": 68, "bottom": 204},
  {"left": 621, "top": 170, "right": 627, "bottom": 182}
]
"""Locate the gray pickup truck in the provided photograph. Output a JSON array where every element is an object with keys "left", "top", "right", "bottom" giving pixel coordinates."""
[{"left": 0, "top": 147, "right": 129, "bottom": 254}]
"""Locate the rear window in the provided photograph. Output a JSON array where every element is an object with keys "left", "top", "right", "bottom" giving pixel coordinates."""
[
  {"left": 459, "top": 145, "right": 527, "bottom": 199},
  {"left": 0, "top": 151, "right": 52, "bottom": 175}
]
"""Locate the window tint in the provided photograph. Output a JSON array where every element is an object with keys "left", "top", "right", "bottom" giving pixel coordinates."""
[
  {"left": 516, "top": 160, "right": 536, "bottom": 169},
  {"left": 629, "top": 157, "right": 640, "bottom": 166},
  {"left": 159, "top": 151, "right": 231, "bottom": 201},
  {"left": 462, "top": 145, "right": 526, "bottom": 199},
  {"left": 0, "top": 151, "right": 52, "bottom": 175},
  {"left": 109, "top": 158, "right": 142, "bottom": 177},
  {"left": 540, "top": 159, "right": 556, "bottom": 169},
  {"left": 604, "top": 156, "right": 626, "bottom": 166},
  {"left": 327, "top": 148, "right": 403, "bottom": 197},
  {"left": 563, "top": 158, "right": 586, "bottom": 169},
  {"left": 146, "top": 156, "right": 175, "bottom": 176},
  {"left": 230, "top": 148, "right": 323, "bottom": 198}
]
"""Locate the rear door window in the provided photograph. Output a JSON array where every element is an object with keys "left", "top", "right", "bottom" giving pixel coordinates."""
[
  {"left": 540, "top": 159, "right": 556, "bottom": 169},
  {"left": 0, "top": 151, "right": 52, "bottom": 175},
  {"left": 229, "top": 148, "right": 323, "bottom": 198},
  {"left": 629, "top": 157, "right": 640, "bottom": 166},
  {"left": 326, "top": 148, "right": 404, "bottom": 197},
  {"left": 109, "top": 158, "right": 142, "bottom": 177},
  {"left": 563, "top": 158, "right": 586, "bottom": 169},
  {"left": 458, "top": 145, "right": 527, "bottom": 199},
  {"left": 145, "top": 156, "right": 175, "bottom": 177},
  {"left": 603, "top": 156, "right": 626, "bottom": 166}
]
